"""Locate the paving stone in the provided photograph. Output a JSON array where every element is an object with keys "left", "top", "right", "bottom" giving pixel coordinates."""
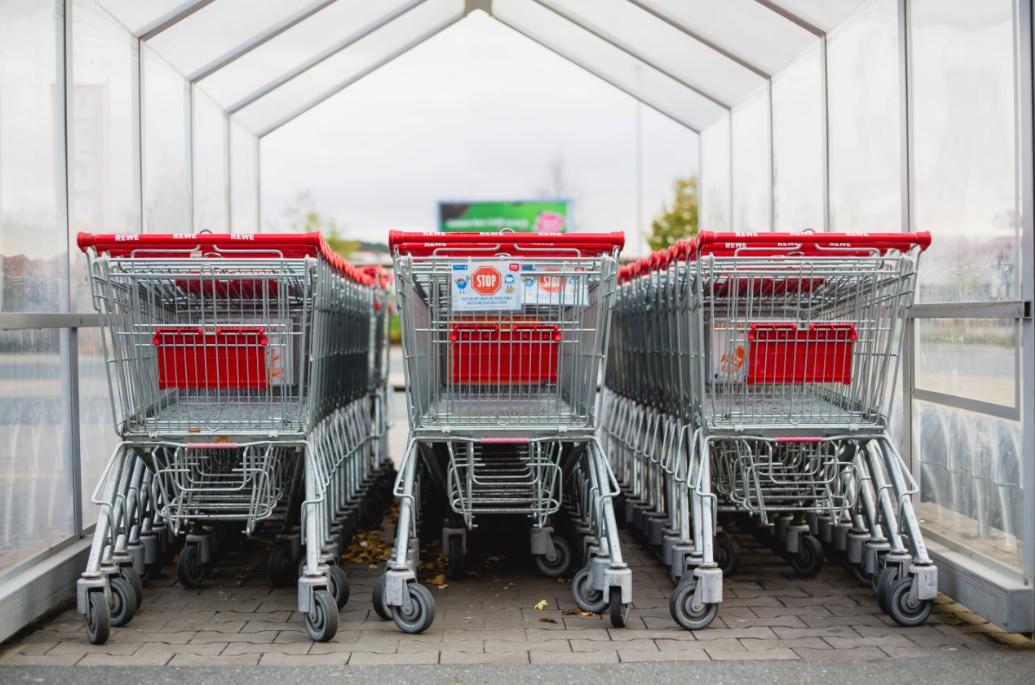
[
  {"left": 221, "top": 641, "right": 311, "bottom": 656},
  {"left": 706, "top": 647, "right": 798, "bottom": 661},
  {"left": 530, "top": 649, "right": 619, "bottom": 664},
  {"left": 686, "top": 627, "right": 776, "bottom": 641},
  {"left": 168, "top": 653, "right": 260, "bottom": 666},
  {"left": 258, "top": 652, "right": 351, "bottom": 665},
  {"left": 0, "top": 653, "right": 84, "bottom": 666},
  {"left": 619, "top": 648, "right": 708, "bottom": 662},
  {"left": 793, "top": 647, "right": 888, "bottom": 661},
  {"left": 484, "top": 640, "right": 570, "bottom": 654},
  {"left": 190, "top": 629, "right": 278, "bottom": 644},
  {"left": 440, "top": 650, "right": 528, "bottom": 664},
  {"left": 45, "top": 641, "right": 141, "bottom": 656},
  {"left": 824, "top": 635, "right": 915, "bottom": 649},
  {"left": 78, "top": 653, "right": 171, "bottom": 666},
  {"left": 349, "top": 650, "right": 439, "bottom": 665}
]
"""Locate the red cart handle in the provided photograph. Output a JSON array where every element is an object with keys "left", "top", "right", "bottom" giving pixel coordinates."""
[
  {"left": 388, "top": 230, "right": 625, "bottom": 258},
  {"left": 688, "top": 231, "right": 932, "bottom": 258},
  {"left": 76, "top": 232, "right": 375, "bottom": 286}
]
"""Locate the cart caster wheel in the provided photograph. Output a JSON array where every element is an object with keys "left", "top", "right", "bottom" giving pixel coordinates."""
[
  {"left": 886, "top": 576, "right": 933, "bottom": 627},
  {"left": 608, "top": 591, "right": 630, "bottom": 628},
  {"left": 392, "top": 582, "right": 435, "bottom": 634},
  {"left": 176, "top": 544, "right": 207, "bottom": 588},
  {"left": 304, "top": 590, "right": 339, "bottom": 642},
  {"left": 848, "top": 561, "right": 872, "bottom": 585},
  {"left": 446, "top": 534, "right": 465, "bottom": 581},
  {"left": 534, "top": 535, "right": 572, "bottom": 578},
  {"left": 571, "top": 566, "right": 607, "bottom": 613},
  {"left": 120, "top": 566, "right": 144, "bottom": 606},
  {"left": 372, "top": 575, "right": 391, "bottom": 620},
  {"left": 109, "top": 576, "right": 138, "bottom": 627},
  {"left": 669, "top": 577, "right": 719, "bottom": 631},
  {"left": 141, "top": 561, "right": 162, "bottom": 583},
  {"left": 789, "top": 535, "right": 824, "bottom": 577},
  {"left": 875, "top": 566, "right": 898, "bottom": 612},
  {"left": 268, "top": 543, "right": 296, "bottom": 588},
  {"left": 85, "top": 591, "right": 111, "bottom": 645},
  {"left": 328, "top": 564, "right": 350, "bottom": 610},
  {"left": 715, "top": 532, "right": 740, "bottom": 577}
]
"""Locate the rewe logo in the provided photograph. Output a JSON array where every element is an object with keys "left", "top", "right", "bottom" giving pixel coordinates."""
[{"left": 471, "top": 265, "right": 501, "bottom": 295}]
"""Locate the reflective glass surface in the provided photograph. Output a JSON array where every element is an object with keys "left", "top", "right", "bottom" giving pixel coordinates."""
[
  {"left": 192, "top": 89, "right": 229, "bottom": 231},
  {"left": 700, "top": 116, "right": 731, "bottom": 230},
  {"left": 229, "top": 118, "right": 259, "bottom": 233},
  {"left": 142, "top": 46, "right": 191, "bottom": 232},
  {"left": 730, "top": 86, "right": 771, "bottom": 231}
]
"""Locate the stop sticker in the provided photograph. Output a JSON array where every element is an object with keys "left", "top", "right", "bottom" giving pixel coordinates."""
[{"left": 472, "top": 265, "right": 501, "bottom": 295}]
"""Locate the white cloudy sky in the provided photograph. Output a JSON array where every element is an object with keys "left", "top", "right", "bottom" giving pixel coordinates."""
[{"left": 259, "top": 11, "right": 698, "bottom": 256}]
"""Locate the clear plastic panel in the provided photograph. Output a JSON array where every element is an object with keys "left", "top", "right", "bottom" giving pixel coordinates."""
[
  {"left": 78, "top": 326, "right": 117, "bottom": 526},
  {"left": 537, "top": 0, "right": 764, "bottom": 106},
  {"left": 197, "top": 0, "right": 419, "bottom": 110},
  {"left": 0, "top": 0, "right": 68, "bottom": 313},
  {"left": 730, "top": 86, "right": 771, "bottom": 231},
  {"left": 229, "top": 118, "right": 259, "bottom": 233},
  {"left": 192, "top": 89, "right": 229, "bottom": 231},
  {"left": 96, "top": 0, "right": 193, "bottom": 36},
  {"left": 700, "top": 116, "right": 731, "bottom": 230},
  {"left": 766, "top": 0, "right": 870, "bottom": 33},
  {"left": 827, "top": 0, "right": 900, "bottom": 231},
  {"left": 914, "top": 399, "right": 1023, "bottom": 571},
  {"left": 493, "top": 0, "right": 725, "bottom": 131},
  {"left": 0, "top": 329, "right": 74, "bottom": 574},
  {"left": 910, "top": 0, "right": 1018, "bottom": 303},
  {"left": 142, "top": 45, "right": 191, "bottom": 232},
  {"left": 915, "top": 318, "right": 1016, "bottom": 408},
  {"left": 236, "top": 0, "right": 464, "bottom": 135},
  {"left": 632, "top": 0, "right": 818, "bottom": 75},
  {"left": 771, "top": 43, "right": 824, "bottom": 230}
]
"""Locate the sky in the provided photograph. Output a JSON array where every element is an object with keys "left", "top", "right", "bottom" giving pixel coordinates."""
[{"left": 259, "top": 10, "right": 698, "bottom": 257}]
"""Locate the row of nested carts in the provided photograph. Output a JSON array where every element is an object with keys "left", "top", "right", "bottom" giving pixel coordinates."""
[{"left": 74, "top": 228, "right": 938, "bottom": 645}]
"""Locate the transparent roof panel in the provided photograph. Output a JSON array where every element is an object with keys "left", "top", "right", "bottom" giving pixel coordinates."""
[
  {"left": 147, "top": 0, "right": 325, "bottom": 78},
  {"left": 494, "top": 0, "right": 726, "bottom": 131},
  {"left": 197, "top": 0, "right": 420, "bottom": 110},
  {"left": 536, "top": 0, "right": 763, "bottom": 107},
  {"left": 632, "top": 0, "right": 819, "bottom": 75},
  {"left": 767, "top": 0, "right": 870, "bottom": 33},
  {"left": 96, "top": 0, "right": 198, "bottom": 36},
  {"left": 236, "top": 0, "right": 464, "bottom": 135}
]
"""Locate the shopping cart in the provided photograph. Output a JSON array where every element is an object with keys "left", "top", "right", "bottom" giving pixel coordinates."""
[
  {"left": 604, "top": 231, "right": 937, "bottom": 630},
  {"left": 379, "top": 230, "right": 631, "bottom": 633},
  {"left": 75, "top": 232, "right": 387, "bottom": 644}
]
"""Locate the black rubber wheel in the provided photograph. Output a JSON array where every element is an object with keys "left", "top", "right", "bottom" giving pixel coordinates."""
[
  {"left": 109, "top": 576, "right": 138, "bottom": 627},
  {"left": 141, "top": 562, "right": 162, "bottom": 583},
  {"left": 534, "top": 535, "right": 572, "bottom": 578},
  {"left": 848, "top": 561, "right": 873, "bottom": 585},
  {"left": 571, "top": 566, "right": 607, "bottom": 613},
  {"left": 268, "top": 543, "right": 296, "bottom": 588},
  {"left": 886, "top": 576, "right": 933, "bottom": 627},
  {"left": 446, "top": 535, "right": 465, "bottom": 581},
  {"left": 392, "top": 582, "right": 435, "bottom": 634},
  {"left": 85, "top": 591, "right": 111, "bottom": 645},
  {"left": 304, "top": 589, "right": 339, "bottom": 642},
  {"left": 120, "top": 566, "right": 144, "bottom": 607},
  {"left": 875, "top": 566, "right": 898, "bottom": 612},
  {"left": 669, "top": 577, "right": 719, "bottom": 631},
  {"left": 328, "top": 564, "right": 350, "bottom": 610},
  {"left": 372, "top": 575, "right": 391, "bottom": 620},
  {"left": 714, "top": 533, "right": 740, "bottom": 577},
  {"left": 608, "top": 590, "right": 630, "bottom": 628},
  {"left": 789, "top": 535, "right": 824, "bottom": 577},
  {"left": 176, "top": 544, "right": 207, "bottom": 588}
]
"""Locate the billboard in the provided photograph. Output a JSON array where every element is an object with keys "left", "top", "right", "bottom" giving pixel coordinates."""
[{"left": 438, "top": 200, "right": 569, "bottom": 233}]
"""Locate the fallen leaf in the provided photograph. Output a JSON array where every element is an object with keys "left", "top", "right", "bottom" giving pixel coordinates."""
[
  {"left": 429, "top": 574, "right": 446, "bottom": 587},
  {"left": 562, "top": 609, "right": 596, "bottom": 618},
  {"left": 437, "top": 584, "right": 448, "bottom": 590},
  {"left": 539, "top": 617, "right": 558, "bottom": 624},
  {"left": 534, "top": 599, "right": 549, "bottom": 610}
]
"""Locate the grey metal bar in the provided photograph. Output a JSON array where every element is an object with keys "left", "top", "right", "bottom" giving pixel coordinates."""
[
  {"left": 911, "top": 388, "right": 1018, "bottom": 422},
  {"left": 493, "top": 16, "right": 700, "bottom": 133},
  {"left": 227, "top": 0, "right": 427, "bottom": 115},
  {"left": 139, "top": 0, "right": 215, "bottom": 41},
  {"left": 189, "top": 0, "right": 339, "bottom": 82},
  {"left": 753, "top": 0, "right": 825, "bottom": 37},
  {"left": 532, "top": 0, "right": 734, "bottom": 110},
  {"left": 907, "top": 300, "right": 1032, "bottom": 320},
  {"left": 625, "top": 0, "right": 771, "bottom": 78},
  {"left": 0, "top": 313, "right": 101, "bottom": 330}
]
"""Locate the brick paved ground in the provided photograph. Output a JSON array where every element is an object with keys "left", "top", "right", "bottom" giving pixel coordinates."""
[{"left": 2, "top": 519, "right": 1032, "bottom": 667}]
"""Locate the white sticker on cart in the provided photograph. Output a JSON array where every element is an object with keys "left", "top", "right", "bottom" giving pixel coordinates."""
[
  {"left": 451, "top": 262, "right": 523, "bottom": 311},
  {"left": 520, "top": 266, "right": 588, "bottom": 307},
  {"left": 710, "top": 325, "right": 746, "bottom": 383}
]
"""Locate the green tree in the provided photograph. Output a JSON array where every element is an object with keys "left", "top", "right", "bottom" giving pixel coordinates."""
[
  {"left": 647, "top": 176, "right": 699, "bottom": 251},
  {"left": 283, "top": 191, "right": 358, "bottom": 258}
]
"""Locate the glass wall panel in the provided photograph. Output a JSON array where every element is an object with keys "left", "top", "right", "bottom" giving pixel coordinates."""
[
  {"left": 491, "top": 0, "right": 726, "bottom": 133},
  {"left": 0, "top": 0, "right": 68, "bottom": 313},
  {"left": 192, "top": 89, "right": 228, "bottom": 232},
  {"left": 540, "top": 0, "right": 765, "bottom": 106},
  {"left": 915, "top": 318, "right": 1016, "bottom": 409},
  {"left": 914, "top": 399, "right": 1023, "bottom": 571},
  {"left": 767, "top": 0, "right": 870, "bottom": 33},
  {"left": 229, "top": 118, "right": 259, "bottom": 233},
  {"left": 700, "top": 116, "right": 731, "bottom": 230},
  {"left": 826, "top": 0, "right": 900, "bottom": 231},
  {"left": 730, "top": 86, "right": 770, "bottom": 231},
  {"left": 910, "top": 0, "right": 1018, "bottom": 303},
  {"left": 77, "top": 326, "right": 114, "bottom": 525},
  {"left": 96, "top": 0, "right": 188, "bottom": 36},
  {"left": 142, "top": 45, "right": 191, "bottom": 232},
  {"left": 0, "top": 329, "right": 74, "bottom": 574},
  {"left": 633, "top": 0, "right": 817, "bottom": 75},
  {"left": 771, "top": 43, "right": 824, "bottom": 231}
]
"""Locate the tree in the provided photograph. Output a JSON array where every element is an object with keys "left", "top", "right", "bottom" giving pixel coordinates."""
[
  {"left": 282, "top": 191, "right": 358, "bottom": 258},
  {"left": 647, "top": 177, "right": 699, "bottom": 251}
]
